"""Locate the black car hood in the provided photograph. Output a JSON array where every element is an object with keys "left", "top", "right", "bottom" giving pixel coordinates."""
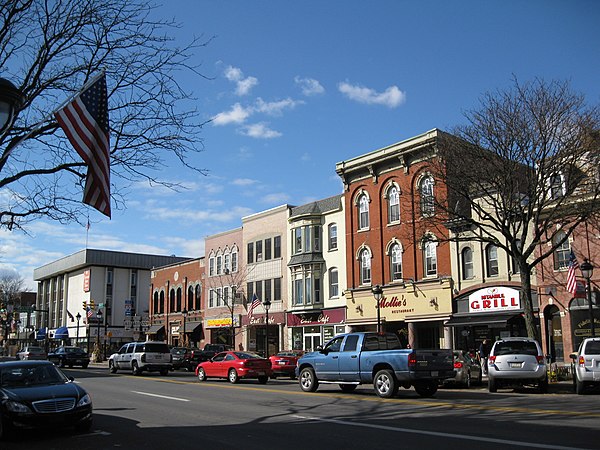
[{"left": 1, "top": 382, "right": 85, "bottom": 403}]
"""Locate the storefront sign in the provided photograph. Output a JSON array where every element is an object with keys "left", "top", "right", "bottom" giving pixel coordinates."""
[
  {"left": 205, "top": 316, "right": 240, "bottom": 328},
  {"left": 83, "top": 269, "right": 90, "bottom": 292},
  {"left": 286, "top": 308, "right": 346, "bottom": 327},
  {"left": 468, "top": 286, "right": 520, "bottom": 313}
]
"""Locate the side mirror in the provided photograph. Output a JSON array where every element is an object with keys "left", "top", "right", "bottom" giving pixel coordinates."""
[
  {"left": 569, "top": 353, "right": 578, "bottom": 360},
  {"left": 68, "top": 376, "right": 75, "bottom": 382}
]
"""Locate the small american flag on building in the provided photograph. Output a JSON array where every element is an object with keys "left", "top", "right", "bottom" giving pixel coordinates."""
[
  {"left": 566, "top": 250, "right": 579, "bottom": 295},
  {"left": 55, "top": 73, "right": 111, "bottom": 218},
  {"left": 86, "top": 307, "right": 94, "bottom": 319},
  {"left": 248, "top": 293, "right": 261, "bottom": 318}
]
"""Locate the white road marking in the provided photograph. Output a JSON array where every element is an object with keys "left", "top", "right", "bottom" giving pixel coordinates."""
[
  {"left": 132, "top": 391, "right": 190, "bottom": 402},
  {"left": 291, "top": 415, "right": 589, "bottom": 450}
]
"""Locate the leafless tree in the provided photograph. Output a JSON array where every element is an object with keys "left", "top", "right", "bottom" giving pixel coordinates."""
[
  {"left": 0, "top": 269, "right": 25, "bottom": 308},
  {"left": 0, "top": 0, "right": 212, "bottom": 230},
  {"left": 432, "top": 77, "right": 600, "bottom": 340}
]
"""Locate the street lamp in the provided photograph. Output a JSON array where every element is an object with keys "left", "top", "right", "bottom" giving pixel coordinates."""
[
  {"left": 263, "top": 298, "right": 271, "bottom": 358},
  {"left": 96, "top": 310, "right": 103, "bottom": 360},
  {"left": 224, "top": 268, "right": 237, "bottom": 349},
  {"left": 580, "top": 259, "right": 595, "bottom": 338},
  {"left": 75, "top": 313, "right": 81, "bottom": 346},
  {"left": 372, "top": 284, "right": 384, "bottom": 334},
  {"left": 0, "top": 77, "right": 24, "bottom": 139},
  {"left": 182, "top": 309, "right": 187, "bottom": 347}
]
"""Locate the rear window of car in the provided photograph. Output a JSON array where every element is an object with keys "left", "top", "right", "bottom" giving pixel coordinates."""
[
  {"left": 493, "top": 341, "right": 539, "bottom": 356},
  {"left": 362, "top": 333, "right": 402, "bottom": 351},
  {"left": 583, "top": 341, "right": 600, "bottom": 355},
  {"left": 144, "top": 343, "right": 170, "bottom": 353},
  {"left": 27, "top": 347, "right": 43, "bottom": 352}
]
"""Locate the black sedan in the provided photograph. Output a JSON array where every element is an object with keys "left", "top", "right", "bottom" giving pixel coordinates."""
[
  {"left": 0, "top": 360, "right": 93, "bottom": 440},
  {"left": 48, "top": 346, "right": 90, "bottom": 368}
]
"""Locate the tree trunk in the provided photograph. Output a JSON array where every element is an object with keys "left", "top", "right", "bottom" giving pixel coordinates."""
[{"left": 520, "top": 268, "right": 539, "bottom": 341}]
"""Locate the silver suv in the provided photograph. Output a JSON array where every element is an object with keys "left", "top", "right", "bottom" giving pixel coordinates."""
[
  {"left": 108, "top": 341, "right": 172, "bottom": 375},
  {"left": 570, "top": 337, "right": 600, "bottom": 395},
  {"left": 487, "top": 337, "right": 547, "bottom": 393}
]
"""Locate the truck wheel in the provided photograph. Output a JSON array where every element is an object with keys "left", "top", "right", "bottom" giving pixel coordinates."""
[
  {"left": 109, "top": 360, "right": 117, "bottom": 374},
  {"left": 414, "top": 380, "right": 438, "bottom": 398},
  {"left": 132, "top": 361, "right": 141, "bottom": 376},
  {"left": 339, "top": 384, "right": 357, "bottom": 393},
  {"left": 160, "top": 369, "right": 169, "bottom": 376},
  {"left": 299, "top": 367, "right": 319, "bottom": 392},
  {"left": 576, "top": 376, "right": 585, "bottom": 395},
  {"left": 373, "top": 369, "right": 398, "bottom": 398},
  {"left": 488, "top": 377, "right": 497, "bottom": 393}
]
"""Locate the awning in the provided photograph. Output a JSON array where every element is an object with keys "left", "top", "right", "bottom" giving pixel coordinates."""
[
  {"left": 183, "top": 321, "right": 202, "bottom": 332},
  {"left": 36, "top": 327, "right": 47, "bottom": 339},
  {"left": 444, "top": 313, "right": 521, "bottom": 327},
  {"left": 147, "top": 324, "right": 164, "bottom": 334},
  {"left": 53, "top": 326, "right": 69, "bottom": 339}
]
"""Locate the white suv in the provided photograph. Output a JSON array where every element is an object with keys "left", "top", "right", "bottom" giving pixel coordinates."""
[
  {"left": 487, "top": 337, "right": 548, "bottom": 393},
  {"left": 570, "top": 337, "right": 600, "bottom": 395},
  {"left": 108, "top": 341, "right": 172, "bottom": 375}
]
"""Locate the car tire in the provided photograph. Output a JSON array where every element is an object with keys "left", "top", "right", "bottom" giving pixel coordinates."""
[
  {"left": 299, "top": 367, "right": 319, "bottom": 392},
  {"left": 576, "top": 376, "right": 585, "bottom": 395},
  {"left": 0, "top": 415, "right": 14, "bottom": 441},
  {"left": 477, "top": 370, "right": 483, "bottom": 385},
  {"left": 258, "top": 376, "right": 268, "bottom": 384},
  {"left": 414, "top": 380, "right": 438, "bottom": 398},
  {"left": 228, "top": 369, "right": 239, "bottom": 384},
  {"left": 82, "top": 363, "right": 89, "bottom": 369},
  {"left": 373, "top": 369, "right": 398, "bottom": 398},
  {"left": 160, "top": 369, "right": 169, "bottom": 376},
  {"left": 74, "top": 417, "right": 93, "bottom": 433},
  {"left": 464, "top": 372, "right": 472, "bottom": 389},
  {"left": 538, "top": 376, "right": 548, "bottom": 394},
  {"left": 339, "top": 384, "right": 357, "bottom": 393},
  {"left": 488, "top": 377, "right": 497, "bottom": 393},
  {"left": 132, "top": 361, "right": 141, "bottom": 376},
  {"left": 197, "top": 368, "right": 207, "bottom": 382},
  {"left": 109, "top": 360, "right": 117, "bottom": 374}
]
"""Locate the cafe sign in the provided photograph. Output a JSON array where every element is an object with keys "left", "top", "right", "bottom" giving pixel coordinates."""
[{"left": 469, "top": 286, "right": 520, "bottom": 313}]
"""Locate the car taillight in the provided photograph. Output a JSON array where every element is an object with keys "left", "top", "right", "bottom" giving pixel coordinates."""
[
  {"left": 536, "top": 356, "right": 544, "bottom": 364},
  {"left": 454, "top": 361, "right": 463, "bottom": 369},
  {"left": 578, "top": 356, "right": 585, "bottom": 366},
  {"left": 488, "top": 355, "right": 496, "bottom": 364},
  {"left": 408, "top": 352, "right": 416, "bottom": 367}
]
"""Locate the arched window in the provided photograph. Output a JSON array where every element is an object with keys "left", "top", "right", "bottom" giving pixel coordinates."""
[
  {"left": 187, "top": 286, "right": 194, "bottom": 311},
  {"left": 358, "top": 194, "right": 369, "bottom": 230},
  {"left": 159, "top": 290, "right": 165, "bottom": 314},
  {"left": 553, "top": 231, "right": 570, "bottom": 270},
  {"left": 486, "top": 244, "right": 499, "bottom": 277},
  {"left": 169, "top": 288, "right": 175, "bottom": 311},
  {"left": 176, "top": 287, "right": 182, "bottom": 311},
  {"left": 390, "top": 243, "right": 402, "bottom": 281},
  {"left": 328, "top": 223, "right": 338, "bottom": 250},
  {"left": 360, "top": 249, "right": 371, "bottom": 284},
  {"left": 153, "top": 291, "right": 159, "bottom": 314},
  {"left": 388, "top": 185, "right": 400, "bottom": 223},
  {"left": 329, "top": 267, "right": 339, "bottom": 298},
  {"left": 461, "top": 247, "right": 474, "bottom": 280},
  {"left": 420, "top": 176, "right": 434, "bottom": 216},
  {"left": 195, "top": 285, "right": 202, "bottom": 310},
  {"left": 424, "top": 240, "right": 437, "bottom": 277}
]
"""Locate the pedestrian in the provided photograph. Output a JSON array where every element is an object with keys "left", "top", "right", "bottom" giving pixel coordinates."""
[{"left": 479, "top": 339, "right": 490, "bottom": 375}]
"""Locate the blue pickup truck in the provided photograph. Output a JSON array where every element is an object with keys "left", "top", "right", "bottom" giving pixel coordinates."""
[{"left": 296, "top": 332, "right": 454, "bottom": 398}]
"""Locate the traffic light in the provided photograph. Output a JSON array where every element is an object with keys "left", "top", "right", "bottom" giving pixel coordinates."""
[
  {"left": 82, "top": 301, "right": 87, "bottom": 310},
  {"left": 89, "top": 299, "right": 95, "bottom": 310}
]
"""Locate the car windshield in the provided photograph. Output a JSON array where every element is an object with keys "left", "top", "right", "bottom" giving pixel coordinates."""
[
  {"left": 494, "top": 341, "right": 538, "bottom": 356},
  {"left": 171, "top": 347, "right": 186, "bottom": 355},
  {"left": 234, "top": 352, "right": 263, "bottom": 359},
  {"left": 64, "top": 347, "right": 85, "bottom": 354},
  {"left": 0, "top": 364, "right": 69, "bottom": 387},
  {"left": 584, "top": 341, "right": 600, "bottom": 355}
]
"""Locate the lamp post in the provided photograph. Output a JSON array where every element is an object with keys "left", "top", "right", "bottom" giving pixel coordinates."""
[
  {"left": 372, "top": 284, "right": 383, "bottom": 334},
  {"left": 580, "top": 259, "right": 595, "bottom": 338},
  {"left": 182, "top": 309, "right": 187, "bottom": 347},
  {"left": 96, "top": 310, "right": 103, "bottom": 360},
  {"left": 224, "top": 268, "right": 236, "bottom": 349},
  {"left": 263, "top": 298, "right": 271, "bottom": 358},
  {"left": 75, "top": 313, "right": 81, "bottom": 346}
]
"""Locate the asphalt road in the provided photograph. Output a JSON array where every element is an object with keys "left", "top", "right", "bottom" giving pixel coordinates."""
[{"left": 3, "top": 365, "right": 599, "bottom": 450}]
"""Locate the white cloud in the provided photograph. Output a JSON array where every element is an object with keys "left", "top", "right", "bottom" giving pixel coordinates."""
[
  {"left": 224, "top": 65, "right": 258, "bottom": 96},
  {"left": 232, "top": 178, "right": 259, "bottom": 186},
  {"left": 213, "top": 103, "right": 251, "bottom": 126},
  {"left": 261, "top": 192, "right": 291, "bottom": 204},
  {"left": 301, "top": 152, "right": 311, "bottom": 162},
  {"left": 240, "top": 123, "right": 282, "bottom": 139},
  {"left": 338, "top": 81, "right": 406, "bottom": 108},
  {"left": 254, "top": 97, "right": 303, "bottom": 116},
  {"left": 294, "top": 76, "right": 325, "bottom": 96}
]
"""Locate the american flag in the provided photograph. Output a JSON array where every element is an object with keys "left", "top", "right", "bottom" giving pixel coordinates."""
[
  {"left": 566, "top": 250, "right": 579, "bottom": 294},
  {"left": 248, "top": 293, "right": 261, "bottom": 318},
  {"left": 55, "top": 73, "right": 111, "bottom": 218},
  {"left": 86, "top": 307, "right": 94, "bottom": 319}
]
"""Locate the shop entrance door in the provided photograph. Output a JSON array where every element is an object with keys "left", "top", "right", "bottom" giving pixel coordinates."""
[{"left": 304, "top": 326, "right": 321, "bottom": 351}]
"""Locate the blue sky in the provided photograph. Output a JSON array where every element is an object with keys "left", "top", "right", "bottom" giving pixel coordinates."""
[{"left": 2, "top": 0, "right": 599, "bottom": 290}]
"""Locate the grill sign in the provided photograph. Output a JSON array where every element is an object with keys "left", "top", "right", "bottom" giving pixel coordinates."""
[{"left": 468, "top": 287, "right": 520, "bottom": 313}]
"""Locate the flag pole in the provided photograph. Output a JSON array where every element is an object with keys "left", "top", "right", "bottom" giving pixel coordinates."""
[{"left": 85, "top": 211, "right": 90, "bottom": 249}]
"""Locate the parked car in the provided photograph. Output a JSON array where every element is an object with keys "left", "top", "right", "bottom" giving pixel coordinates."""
[
  {"left": 441, "top": 350, "right": 482, "bottom": 388},
  {"left": 48, "top": 346, "right": 90, "bottom": 369},
  {"left": 269, "top": 351, "right": 304, "bottom": 379},
  {"left": 196, "top": 344, "right": 234, "bottom": 363},
  {"left": 195, "top": 351, "right": 272, "bottom": 384},
  {"left": 16, "top": 346, "right": 47, "bottom": 361},
  {"left": 0, "top": 360, "right": 93, "bottom": 440},
  {"left": 108, "top": 341, "right": 172, "bottom": 375},
  {"left": 296, "top": 332, "right": 454, "bottom": 398},
  {"left": 487, "top": 337, "right": 548, "bottom": 393},
  {"left": 170, "top": 347, "right": 187, "bottom": 370},
  {"left": 570, "top": 337, "right": 600, "bottom": 395}
]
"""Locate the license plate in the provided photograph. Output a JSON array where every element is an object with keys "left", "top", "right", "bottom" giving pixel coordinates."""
[
  {"left": 258, "top": 371, "right": 265, "bottom": 376},
  {"left": 75, "top": 360, "right": 82, "bottom": 363},
  {"left": 509, "top": 362, "right": 521, "bottom": 368},
  {"left": 431, "top": 371, "right": 438, "bottom": 377},
  {"left": 278, "top": 361, "right": 286, "bottom": 365}
]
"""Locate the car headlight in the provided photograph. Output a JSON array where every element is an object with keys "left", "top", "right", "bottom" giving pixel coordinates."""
[
  {"left": 77, "top": 394, "right": 92, "bottom": 407},
  {"left": 6, "top": 401, "right": 32, "bottom": 414}
]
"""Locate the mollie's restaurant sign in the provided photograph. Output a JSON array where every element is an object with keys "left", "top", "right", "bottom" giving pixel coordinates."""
[{"left": 468, "top": 287, "right": 520, "bottom": 313}]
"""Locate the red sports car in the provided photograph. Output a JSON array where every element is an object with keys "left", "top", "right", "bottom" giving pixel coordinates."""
[
  {"left": 269, "top": 351, "right": 304, "bottom": 379},
  {"left": 195, "top": 351, "right": 272, "bottom": 384}
]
